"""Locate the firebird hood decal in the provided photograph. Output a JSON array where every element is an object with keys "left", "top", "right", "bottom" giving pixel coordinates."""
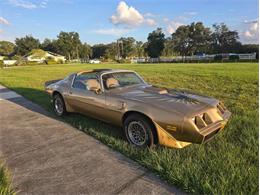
[{"left": 118, "top": 85, "right": 218, "bottom": 115}]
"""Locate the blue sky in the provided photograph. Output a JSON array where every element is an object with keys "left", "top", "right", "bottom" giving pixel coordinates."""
[{"left": 0, "top": 0, "right": 258, "bottom": 45}]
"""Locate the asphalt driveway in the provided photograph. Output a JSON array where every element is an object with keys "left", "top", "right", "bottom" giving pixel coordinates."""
[{"left": 0, "top": 85, "right": 183, "bottom": 194}]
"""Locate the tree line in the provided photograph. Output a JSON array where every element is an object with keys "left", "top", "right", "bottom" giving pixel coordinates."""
[{"left": 0, "top": 22, "right": 258, "bottom": 61}]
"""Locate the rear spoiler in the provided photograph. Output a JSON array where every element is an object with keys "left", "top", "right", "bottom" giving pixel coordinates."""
[{"left": 44, "top": 79, "right": 62, "bottom": 88}]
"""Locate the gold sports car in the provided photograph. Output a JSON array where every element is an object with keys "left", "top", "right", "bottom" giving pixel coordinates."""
[{"left": 45, "top": 69, "right": 231, "bottom": 148}]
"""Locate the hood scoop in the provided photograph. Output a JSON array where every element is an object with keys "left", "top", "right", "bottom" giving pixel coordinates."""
[{"left": 143, "top": 86, "right": 168, "bottom": 94}]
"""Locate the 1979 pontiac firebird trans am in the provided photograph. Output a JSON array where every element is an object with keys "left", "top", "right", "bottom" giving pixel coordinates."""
[{"left": 45, "top": 69, "right": 231, "bottom": 148}]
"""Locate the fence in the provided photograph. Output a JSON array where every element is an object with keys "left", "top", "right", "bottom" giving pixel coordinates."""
[{"left": 131, "top": 53, "right": 257, "bottom": 63}]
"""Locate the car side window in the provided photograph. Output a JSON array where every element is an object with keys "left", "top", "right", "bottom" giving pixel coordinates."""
[{"left": 72, "top": 72, "right": 98, "bottom": 90}]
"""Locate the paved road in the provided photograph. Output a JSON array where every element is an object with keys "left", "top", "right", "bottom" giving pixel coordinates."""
[{"left": 0, "top": 85, "right": 183, "bottom": 194}]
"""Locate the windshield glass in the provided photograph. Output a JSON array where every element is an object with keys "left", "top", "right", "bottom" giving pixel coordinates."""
[{"left": 102, "top": 72, "right": 144, "bottom": 90}]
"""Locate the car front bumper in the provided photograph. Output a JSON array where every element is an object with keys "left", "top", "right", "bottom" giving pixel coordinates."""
[
  {"left": 154, "top": 110, "right": 231, "bottom": 149},
  {"left": 200, "top": 110, "right": 231, "bottom": 143}
]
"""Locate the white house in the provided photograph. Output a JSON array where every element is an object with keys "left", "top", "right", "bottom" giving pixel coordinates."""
[
  {"left": 24, "top": 50, "right": 66, "bottom": 63},
  {"left": 3, "top": 60, "right": 17, "bottom": 66}
]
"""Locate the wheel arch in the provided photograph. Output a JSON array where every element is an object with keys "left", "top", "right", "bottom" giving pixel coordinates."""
[
  {"left": 52, "top": 90, "right": 74, "bottom": 113},
  {"left": 52, "top": 90, "right": 62, "bottom": 98},
  {"left": 122, "top": 111, "right": 158, "bottom": 144}
]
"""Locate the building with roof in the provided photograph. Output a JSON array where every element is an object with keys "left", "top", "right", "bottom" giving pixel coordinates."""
[{"left": 24, "top": 50, "right": 66, "bottom": 63}]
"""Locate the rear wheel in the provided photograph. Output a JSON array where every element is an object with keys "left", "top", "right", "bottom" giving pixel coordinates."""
[
  {"left": 124, "top": 114, "right": 155, "bottom": 148},
  {"left": 53, "top": 93, "right": 67, "bottom": 116}
]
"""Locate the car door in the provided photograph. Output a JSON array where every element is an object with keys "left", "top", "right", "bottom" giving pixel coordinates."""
[{"left": 66, "top": 72, "right": 107, "bottom": 120}]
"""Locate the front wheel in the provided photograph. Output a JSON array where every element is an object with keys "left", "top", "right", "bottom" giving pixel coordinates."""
[
  {"left": 124, "top": 114, "right": 155, "bottom": 148},
  {"left": 53, "top": 94, "right": 67, "bottom": 116}
]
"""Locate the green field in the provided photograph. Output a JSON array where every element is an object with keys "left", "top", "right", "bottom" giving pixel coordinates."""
[{"left": 0, "top": 63, "right": 258, "bottom": 194}]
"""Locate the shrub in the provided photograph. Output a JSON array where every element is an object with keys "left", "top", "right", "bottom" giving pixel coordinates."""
[
  {"left": 57, "top": 59, "right": 64, "bottom": 64},
  {"left": 46, "top": 60, "right": 57, "bottom": 65},
  {"left": 45, "top": 56, "right": 64, "bottom": 65},
  {"left": 11, "top": 55, "right": 22, "bottom": 60},
  {"left": 229, "top": 55, "right": 239, "bottom": 61},
  {"left": 46, "top": 59, "right": 63, "bottom": 65},
  {"left": 214, "top": 54, "right": 223, "bottom": 61},
  {"left": 116, "top": 58, "right": 131, "bottom": 63},
  {"left": 0, "top": 60, "right": 4, "bottom": 68},
  {"left": 16, "top": 59, "right": 26, "bottom": 66}
]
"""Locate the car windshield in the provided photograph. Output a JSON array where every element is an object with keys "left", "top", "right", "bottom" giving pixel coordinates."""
[{"left": 102, "top": 72, "right": 144, "bottom": 90}]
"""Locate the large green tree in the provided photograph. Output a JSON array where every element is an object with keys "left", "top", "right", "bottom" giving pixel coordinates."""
[
  {"left": 172, "top": 22, "right": 211, "bottom": 57},
  {"left": 91, "top": 44, "right": 109, "bottom": 59},
  {"left": 210, "top": 23, "right": 241, "bottom": 53},
  {"left": 117, "top": 37, "right": 136, "bottom": 59},
  {"left": 15, "top": 35, "right": 40, "bottom": 56},
  {"left": 188, "top": 22, "right": 211, "bottom": 54},
  {"left": 56, "top": 31, "right": 81, "bottom": 61},
  {"left": 239, "top": 44, "right": 259, "bottom": 54},
  {"left": 171, "top": 25, "right": 191, "bottom": 57},
  {"left": 105, "top": 42, "right": 117, "bottom": 59},
  {"left": 0, "top": 41, "right": 15, "bottom": 56},
  {"left": 79, "top": 43, "right": 92, "bottom": 62},
  {"left": 135, "top": 41, "right": 145, "bottom": 57},
  {"left": 162, "top": 37, "right": 175, "bottom": 57},
  {"left": 145, "top": 28, "right": 165, "bottom": 58},
  {"left": 41, "top": 38, "right": 59, "bottom": 53}
]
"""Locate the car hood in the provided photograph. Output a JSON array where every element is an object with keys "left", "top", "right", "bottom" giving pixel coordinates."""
[{"left": 115, "top": 85, "right": 218, "bottom": 116}]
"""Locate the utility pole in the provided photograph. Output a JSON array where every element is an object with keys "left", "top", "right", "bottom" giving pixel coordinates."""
[{"left": 117, "top": 40, "right": 123, "bottom": 60}]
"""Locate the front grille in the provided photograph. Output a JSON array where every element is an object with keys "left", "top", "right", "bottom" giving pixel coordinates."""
[
  {"left": 202, "top": 113, "right": 213, "bottom": 125},
  {"left": 193, "top": 113, "right": 213, "bottom": 130},
  {"left": 217, "top": 102, "right": 226, "bottom": 115},
  {"left": 194, "top": 116, "right": 206, "bottom": 129}
]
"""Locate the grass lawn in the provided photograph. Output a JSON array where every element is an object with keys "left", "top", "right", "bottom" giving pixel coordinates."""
[
  {"left": 0, "top": 162, "right": 14, "bottom": 195},
  {"left": 0, "top": 62, "right": 258, "bottom": 194}
]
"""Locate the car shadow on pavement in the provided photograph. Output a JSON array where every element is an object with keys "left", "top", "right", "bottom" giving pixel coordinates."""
[{"left": 6, "top": 87, "right": 126, "bottom": 142}]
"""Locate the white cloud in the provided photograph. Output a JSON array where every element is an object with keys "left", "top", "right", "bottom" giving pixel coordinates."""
[
  {"left": 249, "top": 21, "right": 258, "bottom": 31},
  {"left": 146, "top": 18, "right": 157, "bottom": 26},
  {"left": 166, "top": 20, "right": 184, "bottom": 34},
  {"left": 144, "top": 13, "right": 160, "bottom": 18},
  {"left": 244, "top": 30, "right": 253, "bottom": 38},
  {"left": 111, "top": 1, "right": 144, "bottom": 27},
  {"left": 110, "top": 1, "right": 156, "bottom": 27},
  {"left": 163, "top": 18, "right": 169, "bottom": 23},
  {"left": 8, "top": 0, "right": 37, "bottom": 9},
  {"left": 144, "top": 13, "right": 155, "bottom": 17},
  {"left": 241, "top": 20, "right": 259, "bottom": 43},
  {"left": 8, "top": 0, "right": 48, "bottom": 9},
  {"left": 93, "top": 28, "right": 130, "bottom": 36},
  {"left": 163, "top": 11, "right": 197, "bottom": 34},
  {"left": 0, "top": 17, "right": 10, "bottom": 25},
  {"left": 40, "top": 0, "right": 48, "bottom": 8},
  {"left": 184, "top": 11, "right": 198, "bottom": 16}
]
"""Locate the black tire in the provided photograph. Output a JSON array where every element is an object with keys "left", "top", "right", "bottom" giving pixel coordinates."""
[
  {"left": 53, "top": 93, "right": 67, "bottom": 116},
  {"left": 124, "top": 114, "right": 155, "bottom": 148}
]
